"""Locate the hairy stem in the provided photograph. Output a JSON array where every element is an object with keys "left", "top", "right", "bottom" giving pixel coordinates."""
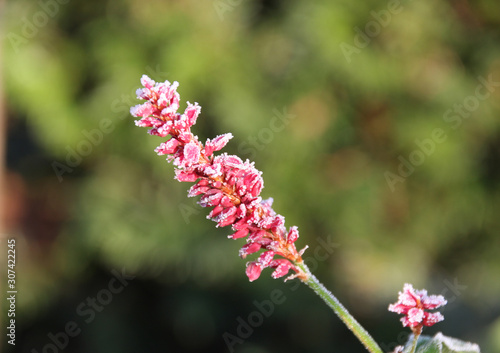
[
  {"left": 298, "top": 262, "right": 384, "bottom": 353},
  {"left": 409, "top": 326, "right": 422, "bottom": 353}
]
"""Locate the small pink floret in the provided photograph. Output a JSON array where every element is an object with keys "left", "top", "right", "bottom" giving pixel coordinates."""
[{"left": 389, "top": 283, "right": 447, "bottom": 328}]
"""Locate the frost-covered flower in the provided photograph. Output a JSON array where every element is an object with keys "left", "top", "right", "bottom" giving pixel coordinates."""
[
  {"left": 130, "top": 75, "right": 308, "bottom": 282},
  {"left": 388, "top": 283, "right": 447, "bottom": 329}
]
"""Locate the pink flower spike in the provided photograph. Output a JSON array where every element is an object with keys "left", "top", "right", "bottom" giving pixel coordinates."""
[
  {"left": 389, "top": 283, "right": 447, "bottom": 329},
  {"left": 130, "top": 75, "right": 310, "bottom": 282},
  {"left": 246, "top": 262, "right": 262, "bottom": 282}
]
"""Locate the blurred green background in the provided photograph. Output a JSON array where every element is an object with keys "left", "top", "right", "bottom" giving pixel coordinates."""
[{"left": 1, "top": 0, "right": 500, "bottom": 352}]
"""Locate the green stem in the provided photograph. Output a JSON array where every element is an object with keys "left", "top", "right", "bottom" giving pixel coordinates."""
[
  {"left": 409, "top": 327, "right": 422, "bottom": 353},
  {"left": 297, "top": 262, "right": 384, "bottom": 353}
]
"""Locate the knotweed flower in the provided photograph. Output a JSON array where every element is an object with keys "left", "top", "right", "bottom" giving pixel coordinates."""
[
  {"left": 389, "top": 283, "right": 447, "bottom": 330},
  {"left": 130, "top": 75, "right": 308, "bottom": 282}
]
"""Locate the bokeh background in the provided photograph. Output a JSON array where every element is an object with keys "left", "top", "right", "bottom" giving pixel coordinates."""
[{"left": 1, "top": 0, "right": 500, "bottom": 352}]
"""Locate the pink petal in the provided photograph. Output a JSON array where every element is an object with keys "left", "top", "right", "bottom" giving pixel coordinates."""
[
  {"left": 188, "top": 180, "right": 210, "bottom": 197},
  {"left": 136, "top": 88, "right": 150, "bottom": 100},
  {"left": 246, "top": 262, "right": 262, "bottom": 282},
  {"left": 270, "top": 259, "right": 293, "bottom": 279},
  {"left": 209, "top": 205, "right": 224, "bottom": 218},
  {"left": 287, "top": 226, "right": 299, "bottom": 244},
  {"left": 406, "top": 307, "right": 424, "bottom": 326},
  {"left": 388, "top": 303, "right": 409, "bottom": 315},
  {"left": 183, "top": 142, "right": 201, "bottom": 166},
  {"left": 219, "top": 196, "right": 234, "bottom": 208},
  {"left": 140, "top": 75, "right": 156, "bottom": 89},
  {"left": 222, "top": 154, "right": 243, "bottom": 168},
  {"left": 229, "top": 228, "right": 249, "bottom": 239},
  {"left": 130, "top": 102, "right": 155, "bottom": 118},
  {"left": 205, "top": 133, "right": 233, "bottom": 156},
  {"left": 149, "top": 123, "right": 172, "bottom": 137},
  {"left": 155, "top": 138, "right": 180, "bottom": 155},
  {"left": 217, "top": 206, "right": 238, "bottom": 227},
  {"left": 258, "top": 250, "right": 275, "bottom": 267},
  {"left": 236, "top": 204, "right": 247, "bottom": 218},
  {"left": 177, "top": 130, "right": 192, "bottom": 143},
  {"left": 184, "top": 102, "right": 201, "bottom": 127},
  {"left": 239, "top": 243, "right": 261, "bottom": 258},
  {"left": 422, "top": 312, "right": 444, "bottom": 327},
  {"left": 421, "top": 294, "right": 447, "bottom": 310},
  {"left": 175, "top": 170, "right": 199, "bottom": 182},
  {"left": 135, "top": 116, "right": 163, "bottom": 128},
  {"left": 232, "top": 218, "right": 249, "bottom": 231},
  {"left": 250, "top": 177, "right": 263, "bottom": 197},
  {"left": 199, "top": 189, "right": 224, "bottom": 207},
  {"left": 248, "top": 230, "right": 267, "bottom": 242}
]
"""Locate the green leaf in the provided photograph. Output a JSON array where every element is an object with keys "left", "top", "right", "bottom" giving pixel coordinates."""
[{"left": 400, "top": 333, "right": 480, "bottom": 353}]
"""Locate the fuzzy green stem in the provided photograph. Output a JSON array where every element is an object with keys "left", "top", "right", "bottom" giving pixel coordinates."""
[
  {"left": 297, "top": 262, "right": 384, "bottom": 353},
  {"left": 409, "top": 327, "right": 422, "bottom": 353}
]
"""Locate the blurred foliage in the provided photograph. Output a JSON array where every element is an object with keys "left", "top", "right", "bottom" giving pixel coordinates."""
[{"left": 2, "top": 0, "right": 500, "bottom": 352}]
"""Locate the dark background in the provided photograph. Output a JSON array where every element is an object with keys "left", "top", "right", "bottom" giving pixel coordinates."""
[{"left": 1, "top": 0, "right": 500, "bottom": 352}]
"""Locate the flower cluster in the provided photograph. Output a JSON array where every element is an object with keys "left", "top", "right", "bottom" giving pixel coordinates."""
[
  {"left": 388, "top": 283, "right": 447, "bottom": 329},
  {"left": 130, "top": 75, "right": 308, "bottom": 282}
]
